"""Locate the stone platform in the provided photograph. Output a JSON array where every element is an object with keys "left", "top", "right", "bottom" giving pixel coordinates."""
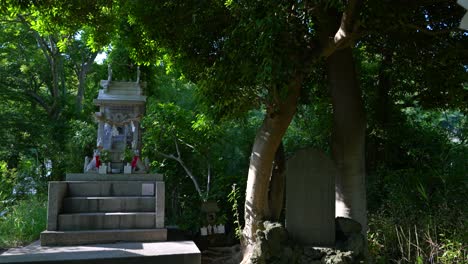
[
  {"left": 0, "top": 240, "right": 200, "bottom": 264},
  {"left": 42, "top": 173, "right": 166, "bottom": 246}
]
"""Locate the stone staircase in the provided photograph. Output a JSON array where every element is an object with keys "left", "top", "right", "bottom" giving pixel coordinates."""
[{"left": 41, "top": 174, "right": 167, "bottom": 246}]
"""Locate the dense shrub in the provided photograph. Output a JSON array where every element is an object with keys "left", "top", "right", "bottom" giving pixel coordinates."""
[
  {"left": 367, "top": 161, "right": 466, "bottom": 263},
  {"left": 0, "top": 195, "right": 47, "bottom": 248}
]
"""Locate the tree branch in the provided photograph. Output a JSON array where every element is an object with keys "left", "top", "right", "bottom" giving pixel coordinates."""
[
  {"left": 156, "top": 147, "right": 205, "bottom": 200},
  {"left": 26, "top": 90, "right": 50, "bottom": 113},
  {"left": 404, "top": 23, "right": 461, "bottom": 36},
  {"left": 156, "top": 137, "right": 206, "bottom": 200},
  {"left": 0, "top": 19, "right": 21, "bottom": 23},
  {"left": 174, "top": 138, "right": 181, "bottom": 158},
  {"left": 318, "top": 0, "right": 362, "bottom": 58},
  {"left": 178, "top": 138, "right": 195, "bottom": 150},
  {"left": 176, "top": 138, "right": 212, "bottom": 200},
  {"left": 87, "top": 51, "right": 99, "bottom": 65},
  {"left": 156, "top": 151, "right": 178, "bottom": 161},
  {"left": 177, "top": 157, "right": 205, "bottom": 201},
  {"left": 17, "top": 15, "right": 53, "bottom": 65},
  {"left": 206, "top": 162, "right": 211, "bottom": 199},
  {"left": 333, "top": 0, "right": 360, "bottom": 44}
]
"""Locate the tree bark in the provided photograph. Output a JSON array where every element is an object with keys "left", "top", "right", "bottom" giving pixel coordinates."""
[
  {"left": 327, "top": 47, "right": 367, "bottom": 231},
  {"left": 242, "top": 74, "right": 303, "bottom": 262},
  {"left": 75, "top": 52, "right": 98, "bottom": 113},
  {"left": 267, "top": 141, "right": 286, "bottom": 221},
  {"left": 371, "top": 53, "right": 392, "bottom": 171}
]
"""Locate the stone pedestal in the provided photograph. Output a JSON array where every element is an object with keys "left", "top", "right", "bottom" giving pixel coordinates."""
[
  {"left": 286, "top": 148, "right": 336, "bottom": 246},
  {"left": 42, "top": 173, "right": 166, "bottom": 246}
]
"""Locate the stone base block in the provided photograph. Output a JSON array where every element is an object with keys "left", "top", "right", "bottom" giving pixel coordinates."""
[{"left": 40, "top": 229, "right": 167, "bottom": 246}]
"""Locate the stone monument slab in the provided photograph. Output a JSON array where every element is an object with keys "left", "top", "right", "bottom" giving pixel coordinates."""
[{"left": 286, "top": 148, "right": 336, "bottom": 246}]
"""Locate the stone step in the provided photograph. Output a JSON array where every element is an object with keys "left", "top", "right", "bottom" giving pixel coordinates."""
[
  {"left": 58, "top": 212, "right": 156, "bottom": 231},
  {"left": 40, "top": 229, "right": 168, "bottom": 246},
  {"left": 63, "top": 196, "right": 155, "bottom": 213},
  {"left": 67, "top": 181, "right": 156, "bottom": 197},
  {"left": 65, "top": 173, "right": 163, "bottom": 181},
  {"left": 2, "top": 240, "right": 200, "bottom": 264}
]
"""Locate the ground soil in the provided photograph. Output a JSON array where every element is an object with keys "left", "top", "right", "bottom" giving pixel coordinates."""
[{"left": 201, "top": 245, "right": 242, "bottom": 264}]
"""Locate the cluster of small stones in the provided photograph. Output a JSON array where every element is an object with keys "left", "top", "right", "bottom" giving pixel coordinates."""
[{"left": 250, "top": 219, "right": 365, "bottom": 264}]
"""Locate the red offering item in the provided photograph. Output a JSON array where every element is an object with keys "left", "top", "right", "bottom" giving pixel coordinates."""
[
  {"left": 131, "top": 156, "right": 139, "bottom": 168},
  {"left": 96, "top": 155, "right": 101, "bottom": 168}
]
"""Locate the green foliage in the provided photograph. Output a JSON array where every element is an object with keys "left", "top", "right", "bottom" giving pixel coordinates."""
[
  {"left": 0, "top": 155, "right": 48, "bottom": 211},
  {"left": 366, "top": 112, "right": 467, "bottom": 263},
  {"left": 361, "top": 40, "right": 467, "bottom": 261},
  {"left": 170, "top": 198, "right": 203, "bottom": 232},
  {"left": 368, "top": 210, "right": 466, "bottom": 264},
  {"left": 65, "top": 119, "right": 97, "bottom": 172},
  {"left": 99, "top": 149, "right": 111, "bottom": 163},
  {"left": 0, "top": 161, "right": 17, "bottom": 209},
  {"left": 438, "top": 236, "right": 466, "bottom": 264},
  {"left": 2, "top": 0, "right": 117, "bottom": 51},
  {"left": 0, "top": 195, "right": 47, "bottom": 248},
  {"left": 0, "top": 9, "right": 105, "bottom": 182},
  {"left": 123, "top": 147, "right": 133, "bottom": 162},
  {"left": 140, "top": 69, "right": 252, "bottom": 231},
  {"left": 284, "top": 85, "right": 333, "bottom": 155},
  {"left": 228, "top": 183, "right": 242, "bottom": 239},
  {"left": 3, "top": 0, "right": 119, "bottom": 184},
  {"left": 360, "top": 1, "right": 467, "bottom": 111},
  {"left": 1, "top": 0, "right": 465, "bottom": 253}
]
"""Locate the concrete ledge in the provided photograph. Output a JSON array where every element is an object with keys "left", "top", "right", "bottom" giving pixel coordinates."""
[
  {"left": 155, "top": 182, "right": 165, "bottom": 228},
  {"left": 1, "top": 240, "right": 199, "bottom": 264},
  {"left": 66, "top": 173, "right": 163, "bottom": 181},
  {"left": 40, "top": 229, "right": 167, "bottom": 246},
  {"left": 58, "top": 212, "right": 156, "bottom": 230},
  {"left": 46, "top": 182, "right": 67, "bottom": 231},
  {"left": 63, "top": 196, "right": 155, "bottom": 213},
  {"left": 67, "top": 181, "right": 157, "bottom": 197}
]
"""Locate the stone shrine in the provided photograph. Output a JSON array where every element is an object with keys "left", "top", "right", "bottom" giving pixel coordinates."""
[
  {"left": 40, "top": 67, "right": 169, "bottom": 247},
  {"left": 84, "top": 66, "right": 148, "bottom": 174}
]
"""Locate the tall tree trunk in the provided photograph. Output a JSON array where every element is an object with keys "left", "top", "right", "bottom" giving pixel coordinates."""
[
  {"left": 267, "top": 141, "right": 286, "bottom": 221},
  {"left": 76, "top": 68, "right": 86, "bottom": 113},
  {"left": 242, "top": 74, "right": 303, "bottom": 262},
  {"left": 76, "top": 52, "right": 98, "bottom": 113},
  {"left": 327, "top": 47, "right": 367, "bottom": 231},
  {"left": 371, "top": 53, "right": 392, "bottom": 171}
]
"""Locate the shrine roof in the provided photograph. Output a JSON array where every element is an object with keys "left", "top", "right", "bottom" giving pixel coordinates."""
[{"left": 94, "top": 80, "right": 147, "bottom": 105}]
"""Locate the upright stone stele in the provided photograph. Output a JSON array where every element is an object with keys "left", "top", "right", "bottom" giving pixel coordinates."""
[{"left": 286, "top": 148, "right": 336, "bottom": 246}]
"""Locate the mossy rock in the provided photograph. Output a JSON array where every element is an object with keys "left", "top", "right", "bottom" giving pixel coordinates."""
[{"left": 250, "top": 221, "right": 363, "bottom": 264}]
